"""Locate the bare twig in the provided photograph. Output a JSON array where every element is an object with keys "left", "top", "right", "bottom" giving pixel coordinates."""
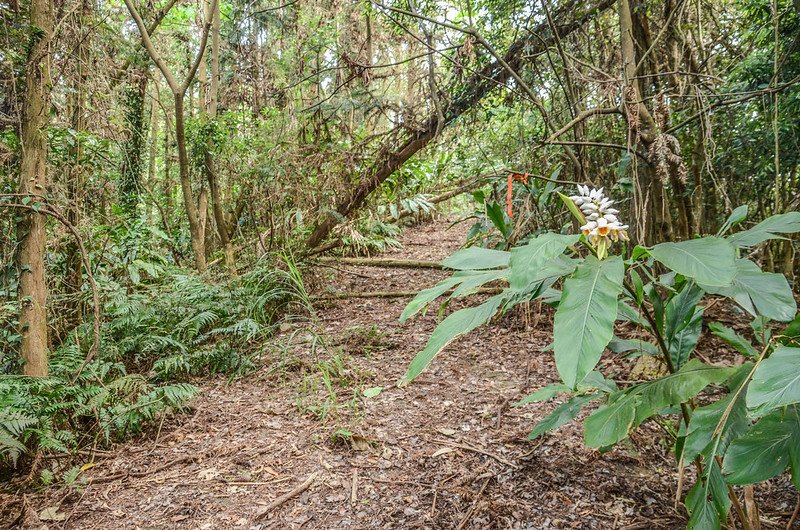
[{"left": 253, "top": 471, "right": 318, "bottom": 519}]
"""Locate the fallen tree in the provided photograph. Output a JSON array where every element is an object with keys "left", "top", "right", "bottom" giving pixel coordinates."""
[{"left": 305, "top": 0, "right": 616, "bottom": 252}]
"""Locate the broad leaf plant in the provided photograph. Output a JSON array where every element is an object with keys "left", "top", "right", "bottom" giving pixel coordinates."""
[{"left": 399, "top": 187, "right": 800, "bottom": 529}]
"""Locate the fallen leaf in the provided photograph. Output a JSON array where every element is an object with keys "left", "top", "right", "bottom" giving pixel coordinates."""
[
  {"left": 431, "top": 447, "right": 455, "bottom": 458},
  {"left": 39, "top": 507, "right": 66, "bottom": 522},
  {"left": 362, "top": 386, "right": 383, "bottom": 398},
  {"left": 436, "top": 427, "right": 457, "bottom": 436}
]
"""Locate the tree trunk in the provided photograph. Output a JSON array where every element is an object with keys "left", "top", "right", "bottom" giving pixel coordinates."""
[
  {"left": 146, "top": 89, "right": 159, "bottom": 225},
  {"left": 65, "top": 0, "right": 89, "bottom": 323},
  {"left": 203, "top": 0, "right": 237, "bottom": 275},
  {"left": 17, "top": 0, "right": 54, "bottom": 377},
  {"left": 619, "top": 0, "right": 660, "bottom": 245},
  {"left": 175, "top": 95, "right": 207, "bottom": 272},
  {"left": 120, "top": 65, "right": 148, "bottom": 216}
]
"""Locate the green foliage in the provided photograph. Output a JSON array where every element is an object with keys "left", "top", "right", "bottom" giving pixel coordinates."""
[
  {"left": 400, "top": 200, "right": 800, "bottom": 529},
  {"left": 553, "top": 255, "right": 624, "bottom": 388},
  {"left": 0, "top": 343, "right": 199, "bottom": 469},
  {"left": 1, "top": 248, "right": 309, "bottom": 473}
]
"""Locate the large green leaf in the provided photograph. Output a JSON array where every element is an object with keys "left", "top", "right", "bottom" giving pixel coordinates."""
[
  {"left": 553, "top": 255, "right": 624, "bottom": 389},
  {"left": 514, "top": 383, "right": 570, "bottom": 406},
  {"left": 450, "top": 269, "right": 507, "bottom": 298},
  {"left": 398, "top": 294, "right": 506, "bottom": 386},
  {"left": 727, "top": 211, "right": 800, "bottom": 248},
  {"left": 722, "top": 405, "right": 800, "bottom": 487},
  {"left": 441, "top": 247, "right": 510, "bottom": 270},
  {"left": 527, "top": 393, "right": 601, "bottom": 440},
  {"left": 708, "top": 322, "right": 758, "bottom": 357},
  {"left": 701, "top": 258, "right": 796, "bottom": 322},
  {"left": 680, "top": 391, "right": 749, "bottom": 465},
  {"left": 686, "top": 460, "right": 731, "bottom": 530},
  {"left": 485, "top": 201, "right": 511, "bottom": 239},
  {"left": 780, "top": 314, "right": 800, "bottom": 347},
  {"left": 584, "top": 360, "right": 735, "bottom": 448},
  {"left": 400, "top": 273, "right": 469, "bottom": 323},
  {"left": 608, "top": 337, "right": 660, "bottom": 357},
  {"left": 664, "top": 283, "right": 704, "bottom": 346},
  {"left": 647, "top": 237, "right": 736, "bottom": 287},
  {"left": 400, "top": 269, "right": 509, "bottom": 323},
  {"left": 508, "top": 233, "right": 579, "bottom": 289},
  {"left": 746, "top": 346, "right": 800, "bottom": 413}
]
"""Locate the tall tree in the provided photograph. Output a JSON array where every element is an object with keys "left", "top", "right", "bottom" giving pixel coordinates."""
[
  {"left": 203, "top": 0, "right": 238, "bottom": 276},
  {"left": 123, "top": 0, "right": 218, "bottom": 272},
  {"left": 16, "top": 0, "right": 54, "bottom": 377}
]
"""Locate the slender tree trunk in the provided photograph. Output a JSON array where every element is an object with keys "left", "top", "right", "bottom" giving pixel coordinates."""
[
  {"left": 146, "top": 89, "right": 159, "bottom": 226},
  {"left": 66, "top": 0, "right": 89, "bottom": 323},
  {"left": 619, "top": 0, "right": 660, "bottom": 245},
  {"left": 175, "top": 95, "right": 207, "bottom": 272},
  {"left": 17, "top": 0, "right": 54, "bottom": 377},
  {"left": 163, "top": 107, "right": 173, "bottom": 213},
  {"left": 123, "top": 0, "right": 216, "bottom": 272},
  {"left": 203, "top": 0, "right": 237, "bottom": 275},
  {"left": 120, "top": 65, "right": 148, "bottom": 216}
]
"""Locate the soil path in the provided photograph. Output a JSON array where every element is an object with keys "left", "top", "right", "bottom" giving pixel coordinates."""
[{"left": 17, "top": 217, "right": 797, "bottom": 529}]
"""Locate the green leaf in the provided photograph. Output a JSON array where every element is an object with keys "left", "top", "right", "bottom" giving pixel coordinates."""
[
  {"left": 557, "top": 191, "right": 586, "bottom": 224},
  {"left": 400, "top": 274, "right": 466, "bottom": 323},
  {"left": 680, "top": 391, "right": 748, "bottom": 465},
  {"left": 669, "top": 308, "right": 703, "bottom": 370},
  {"left": 584, "top": 360, "right": 735, "bottom": 448},
  {"left": 450, "top": 269, "right": 507, "bottom": 298},
  {"left": 686, "top": 460, "right": 730, "bottom": 530},
  {"left": 514, "top": 383, "right": 570, "bottom": 406},
  {"left": 780, "top": 314, "right": 800, "bottom": 347},
  {"left": 717, "top": 204, "right": 748, "bottom": 237},
  {"left": 553, "top": 255, "right": 624, "bottom": 388},
  {"left": 441, "top": 247, "right": 510, "bottom": 270},
  {"left": 608, "top": 337, "right": 660, "bottom": 357},
  {"left": 527, "top": 393, "right": 600, "bottom": 440},
  {"left": 722, "top": 405, "right": 800, "bottom": 486},
  {"left": 746, "top": 346, "right": 800, "bottom": 413},
  {"left": 485, "top": 202, "right": 510, "bottom": 238},
  {"left": 647, "top": 237, "right": 736, "bottom": 287},
  {"left": 727, "top": 211, "right": 800, "bottom": 248},
  {"left": 398, "top": 294, "right": 507, "bottom": 386},
  {"left": 665, "top": 283, "right": 704, "bottom": 346},
  {"left": 362, "top": 386, "right": 383, "bottom": 398},
  {"left": 508, "top": 233, "right": 579, "bottom": 290},
  {"left": 629, "top": 268, "right": 644, "bottom": 304},
  {"left": 708, "top": 322, "right": 757, "bottom": 357},
  {"left": 616, "top": 301, "right": 651, "bottom": 330},
  {"left": 702, "top": 259, "right": 796, "bottom": 323}
]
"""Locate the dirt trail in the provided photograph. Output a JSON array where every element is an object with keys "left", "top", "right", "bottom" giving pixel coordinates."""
[{"left": 13, "top": 217, "right": 797, "bottom": 529}]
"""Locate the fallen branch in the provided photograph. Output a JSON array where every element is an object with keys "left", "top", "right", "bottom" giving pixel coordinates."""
[
  {"left": 313, "top": 257, "right": 443, "bottom": 269},
  {"left": 254, "top": 471, "right": 318, "bottom": 519},
  {"left": 455, "top": 475, "right": 493, "bottom": 530},
  {"left": 312, "top": 287, "right": 504, "bottom": 301}
]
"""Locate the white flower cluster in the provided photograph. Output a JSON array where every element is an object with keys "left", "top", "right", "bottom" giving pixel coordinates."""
[{"left": 569, "top": 185, "right": 629, "bottom": 244}]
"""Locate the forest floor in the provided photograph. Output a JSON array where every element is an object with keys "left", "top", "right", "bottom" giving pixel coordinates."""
[{"left": 5, "top": 216, "right": 800, "bottom": 529}]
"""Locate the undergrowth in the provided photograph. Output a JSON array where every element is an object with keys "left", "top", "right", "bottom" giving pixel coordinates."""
[{"left": 0, "top": 256, "right": 310, "bottom": 477}]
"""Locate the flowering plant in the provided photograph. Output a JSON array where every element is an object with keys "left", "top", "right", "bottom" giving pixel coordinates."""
[{"left": 398, "top": 187, "right": 800, "bottom": 528}]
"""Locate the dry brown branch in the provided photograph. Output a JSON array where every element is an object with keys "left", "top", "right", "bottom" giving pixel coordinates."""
[{"left": 253, "top": 471, "right": 318, "bottom": 519}]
